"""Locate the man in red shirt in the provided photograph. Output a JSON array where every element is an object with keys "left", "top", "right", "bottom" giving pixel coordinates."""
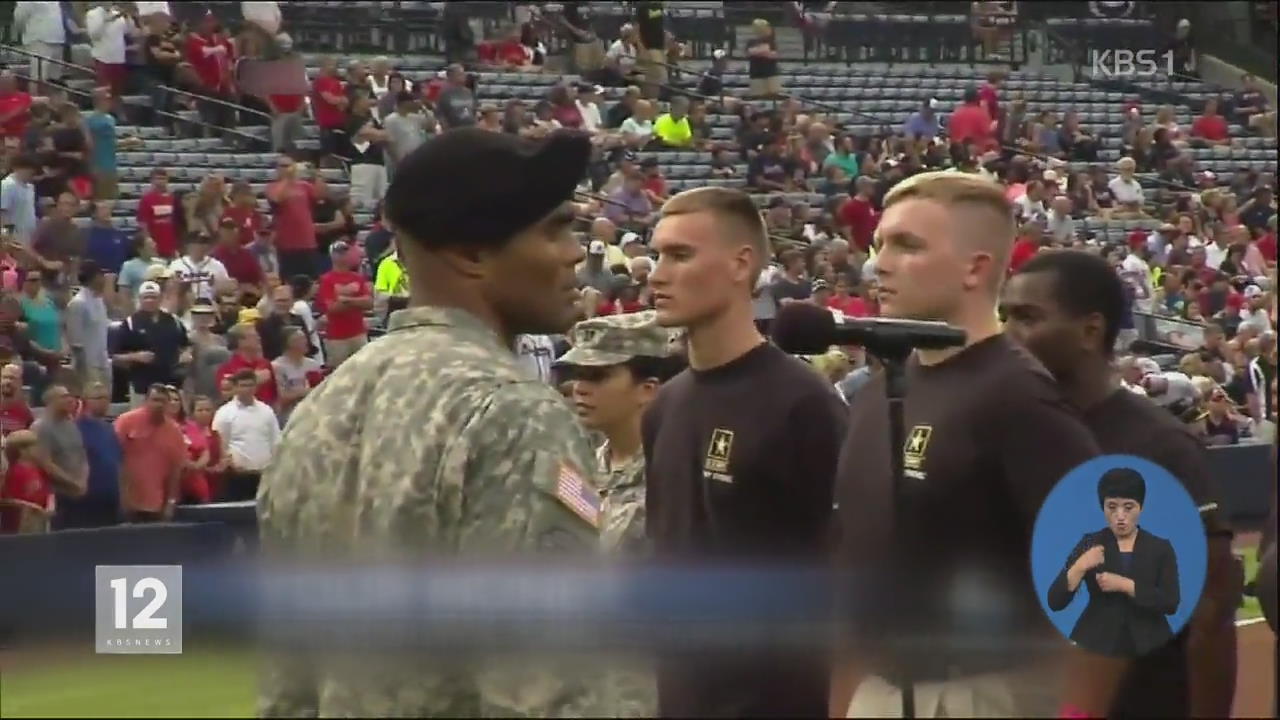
[
  {"left": 265, "top": 156, "right": 319, "bottom": 280},
  {"left": 0, "top": 71, "right": 33, "bottom": 151},
  {"left": 136, "top": 168, "right": 178, "bottom": 257},
  {"left": 1190, "top": 98, "right": 1231, "bottom": 146},
  {"left": 0, "top": 363, "right": 33, "bottom": 438},
  {"left": 212, "top": 217, "right": 265, "bottom": 288},
  {"left": 838, "top": 177, "right": 878, "bottom": 255},
  {"left": 978, "top": 70, "right": 1004, "bottom": 124},
  {"left": 222, "top": 180, "right": 264, "bottom": 246},
  {"left": 948, "top": 87, "right": 995, "bottom": 152},
  {"left": 1009, "top": 221, "right": 1046, "bottom": 273},
  {"left": 826, "top": 275, "right": 871, "bottom": 318},
  {"left": 316, "top": 241, "right": 373, "bottom": 368},
  {"left": 185, "top": 12, "right": 236, "bottom": 129},
  {"left": 216, "top": 325, "right": 279, "bottom": 406},
  {"left": 311, "top": 56, "right": 348, "bottom": 161},
  {"left": 1256, "top": 215, "right": 1277, "bottom": 263},
  {"left": 114, "top": 384, "right": 186, "bottom": 522}
]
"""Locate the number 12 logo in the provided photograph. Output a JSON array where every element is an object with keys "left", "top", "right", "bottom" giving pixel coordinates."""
[
  {"left": 96, "top": 565, "right": 183, "bottom": 654},
  {"left": 109, "top": 577, "right": 169, "bottom": 630}
]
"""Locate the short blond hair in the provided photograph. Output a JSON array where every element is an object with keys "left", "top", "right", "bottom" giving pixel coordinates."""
[{"left": 660, "top": 187, "right": 770, "bottom": 261}]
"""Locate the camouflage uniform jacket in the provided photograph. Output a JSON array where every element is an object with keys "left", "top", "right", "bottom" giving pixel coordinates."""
[
  {"left": 596, "top": 441, "right": 647, "bottom": 555},
  {"left": 256, "top": 305, "right": 604, "bottom": 718}
]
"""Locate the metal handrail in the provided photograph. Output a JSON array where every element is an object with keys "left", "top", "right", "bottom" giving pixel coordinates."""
[
  {"left": 0, "top": 42, "right": 270, "bottom": 122},
  {"left": 7, "top": 68, "right": 262, "bottom": 145}
]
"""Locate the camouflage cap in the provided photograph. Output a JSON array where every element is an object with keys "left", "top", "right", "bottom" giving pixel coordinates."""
[{"left": 555, "top": 311, "right": 670, "bottom": 367}]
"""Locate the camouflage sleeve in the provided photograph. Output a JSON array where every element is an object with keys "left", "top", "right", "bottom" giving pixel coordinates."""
[
  {"left": 459, "top": 386, "right": 606, "bottom": 717},
  {"left": 457, "top": 387, "right": 602, "bottom": 554}
]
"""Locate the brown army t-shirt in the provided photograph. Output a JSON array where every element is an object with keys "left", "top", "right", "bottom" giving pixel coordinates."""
[
  {"left": 833, "top": 334, "right": 1102, "bottom": 681},
  {"left": 643, "top": 341, "right": 847, "bottom": 718}
]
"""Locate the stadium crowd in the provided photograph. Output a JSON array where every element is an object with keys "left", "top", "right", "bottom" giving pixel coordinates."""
[{"left": 0, "top": 0, "right": 1275, "bottom": 536}]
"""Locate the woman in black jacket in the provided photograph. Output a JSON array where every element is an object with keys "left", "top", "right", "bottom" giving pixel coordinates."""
[{"left": 1047, "top": 468, "right": 1180, "bottom": 657}]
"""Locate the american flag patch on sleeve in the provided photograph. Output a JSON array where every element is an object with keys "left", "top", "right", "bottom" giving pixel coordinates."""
[{"left": 556, "top": 460, "right": 601, "bottom": 528}]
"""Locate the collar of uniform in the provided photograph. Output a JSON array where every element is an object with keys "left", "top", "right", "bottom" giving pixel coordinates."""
[
  {"left": 386, "top": 305, "right": 506, "bottom": 349},
  {"left": 596, "top": 440, "right": 644, "bottom": 485}
]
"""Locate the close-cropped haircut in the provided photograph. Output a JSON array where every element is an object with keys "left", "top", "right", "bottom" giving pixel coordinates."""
[
  {"left": 1097, "top": 468, "right": 1146, "bottom": 507},
  {"left": 882, "top": 170, "right": 1017, "bottom": 275},
  {"left": 1017, "top": 249, "right": 1126, "bottom": 357},
  {"left": 660, "top": 187, "right": 771, "bottom": 267}
]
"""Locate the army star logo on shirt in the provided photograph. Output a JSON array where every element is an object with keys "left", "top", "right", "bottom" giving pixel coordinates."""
[
  {"left": 903, "top": 424, "right": 932, "bottom": 481},
  {"left": 703, "top": 428, "right": 734, "bottom": 483}
]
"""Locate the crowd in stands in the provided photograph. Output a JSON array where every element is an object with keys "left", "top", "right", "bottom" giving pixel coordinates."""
[{"left": 0, "top": 1, "right": 1275, "bottom": 534}]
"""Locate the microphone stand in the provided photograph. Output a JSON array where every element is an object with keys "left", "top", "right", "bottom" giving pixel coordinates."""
[{"left": 864, "top": 336, "right": 920, "bottom": 720}]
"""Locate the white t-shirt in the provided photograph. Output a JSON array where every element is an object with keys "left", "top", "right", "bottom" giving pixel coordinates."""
[
  {"left": 606, "top": 39, "right": 637, "bottom": 72},
  {"left": 85, "top": 6, "right": 130, "bottom": 65},
  {"left": 271, "top": 354, "right": 322, "bottom": 425},
  {"left": 1121, "top": 252, "right": 1153, "bottom": 308},
  {"left": 291, "top": 299, "right": 324, "bottom": 365},
  {"left": 516, "top": 334, "right": 556, "bottom": 384},
  {"left": 577, "top": 99, "right": 603, "bottom": 133},
  {"left": 1108, "top": 175, "right": 1145, "bottom": 205},
  {"left": 169, "top": 255, "right": 230, "bottom": 302},
  {"left": 212, "top": 398, "right": 281, "bottom": 471},
  {"left": 1205, "top": 242, "right": 1229, "bottom": 270},
  {"left": 1014, "top": 195, "right": 1048, "bottom": 224},
  {"left": 1148, "top": 371, "right": 1198, "bottom": 408},
  {"left": 620, "top": 117, "right": 654, "bottom": 143}
]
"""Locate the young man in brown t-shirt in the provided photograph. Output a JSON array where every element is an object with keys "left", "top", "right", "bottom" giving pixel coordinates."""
[
  {"left": 830, "top": 172, "right": 1112, "bottom": 718},
  {"left": 1003, "top": 249, "right": 1240, "bottom": 718},
  {"left": 644, "top": 187, "right": 847, "bottom": 718}
]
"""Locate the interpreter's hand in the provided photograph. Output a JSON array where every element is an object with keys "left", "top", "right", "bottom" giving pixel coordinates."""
[
  {"left": 1075, "top": 544, "right": 1105, "bottom": 573},
  {"left": 1096, "top": 571, "right": 1133, "bottom": 595}
]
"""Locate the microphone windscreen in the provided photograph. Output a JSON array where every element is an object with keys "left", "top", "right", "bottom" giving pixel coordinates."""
[{"left": 772, "top": 302, "right": 836, "bottom": 355}]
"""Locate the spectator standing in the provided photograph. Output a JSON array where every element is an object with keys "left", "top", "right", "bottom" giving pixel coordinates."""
[
  {"left": 181, "top": 395, "right": 223, "bottom": 500},
  {"left": 183, "top": 174, "right": 229, "bottom": 240},
  {"left": 140, "top": 11, "right": 181, "bottom": 128},
  {"left": 32, "top": 384, "right": 88, "bottom": 505},
  {"left": 114, "top": 281, "right": 191, "bottom": 405},
  {"left": 30, "top": 191, "right": 85, "bottom": 286},
  {"left": 137, "top": 168, "right": 178, "bottom": 258},
  {"left": 345, "top": 93, "right": 389, "bottom": 210},
  {"left": 0, "top": 429, "right": 52, "bottom": 533},
  {"left": 216, "top": 324, "right": 278, "bottom": 407},
  {"left": 12, "top": 1, "right": 68, "bottom": 89},
  {"left": 169, "top": 233, "right": 231, "bottom": 303},
  {"left": 67, "top": 263, "right": 113, "bottom": 387},
  {"left": 185, "top": 12, "right": 236, "bottom": 132},
  {"left": 187, "top": 300, "right": 230, "bottom": 401},
  {"left": 266, "top": 79, "right": 307, "bottom": 154},
  {"left": 0, "top": 72, "right": 34, "bottom": 154},
  {"left": 59, "top": 381, "right": 121, "bottom": 529},
  {"left": 315, "top": 241, "right": 372, "bottom": 367},
  {"left": 212, "top": 368, "right": 281, "bottom": 501},
  {"left": 266, "top": 155, "right": 319, "bottom": 280},
  {"left": 948, "top": 86, "right": 995, "bottom": 151},
  {"left": 633, "top": 1, "right": 666, "bottom": 99},
  {"left": 256, "top": 284, "right": 310, "bottom": 361},
  {"left": 838, "top": 176, "right": 878, "bottom": 256},
  {"left": 746, "top": 18, "right": 782, "bottom": 98},
  {"left": 436, "top": 63, "right": 477, "bottom": 129},
  {"left": 212, "top": 217, "right": 264, "bottom": 288},
  {"left": 310, "top": 172, "right": 352, "bottom": 267},
  {"left": 221, "top": 180, "right": 265, "bottom": 248},
  {"left": 114, "top": 383, "right": 186, "bottom": 522},
  {"left": 311, "top": 57, "right": 349, "bottom": 162},
  {"left": 0, "top": 155, "right": 38, "bottom": 247},
  {"left": 0, "top": 363, "right": 33, "bottom": 438},
  {"left": 271, "top": 328, "right": 322, "bottom": 427},
  {"left": 117, "top": 235, "right": 164, "bottom": 311},
  {"left": 382, "top": 91, "right": 429, "bottom": 180},
  {"left": 85, "top": 2, "right": 133, "bottom": 100}
]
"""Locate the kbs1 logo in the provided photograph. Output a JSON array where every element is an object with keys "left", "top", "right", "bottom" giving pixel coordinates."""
[{"left": 1090, "top": 49, "right": 1175, "bottom": 78}]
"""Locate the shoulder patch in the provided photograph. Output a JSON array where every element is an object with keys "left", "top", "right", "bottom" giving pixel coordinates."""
[{"left": 554, "top": 460, "right": 601, "bottom": 528}]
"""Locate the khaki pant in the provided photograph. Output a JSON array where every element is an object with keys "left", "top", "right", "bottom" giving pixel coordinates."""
[
  {"left": 846, "top": 667, "right": 1061, "bottom": 718},
  {"left": 25, "top": 41, "right": 64, "bottom": 82},
  {"left": 349, "top": 163, "right": 387, "bottom": 210},
  {"left": 639, "top": 49, "right": 667, "bottom": 98},
  {"left": 94, "top": 171, "right": 119, "bottom": 200},
  {"left": 750, "top": 76, "right": 783, "bottom": 97},
  {"left": 325, "top": 335, "right": 367, "bottom": 368},
  {"left": 573, "top": 39, "right": 605, "bottom": 74}
]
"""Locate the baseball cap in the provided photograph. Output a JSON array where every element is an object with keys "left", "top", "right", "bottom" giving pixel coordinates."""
[
  {"left": 385, "top": 128, "right": 591, "bottom": 249},
  {"left": 1244, "top": 284, "right": 1264, "bottom": 298},
  {"left": 191, "top": 298, "right": 217, "bottom": 315},
  {"left": 138, "top": 281, "right": 162, "bottom": 297},
  {"left": 619, "top": 232, "right": 642, "bottom": 248},
  {"left": 555, "top": 311, "right": 671, "bottom": 367},
  {"left": 588, "top": 240, "right": 607, "bottom": 255}
]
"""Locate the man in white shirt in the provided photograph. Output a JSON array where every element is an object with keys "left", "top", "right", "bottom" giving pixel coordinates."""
[
  {"left": 12, "top": 1, "right": 68, "bottom": 84},
  {"left": 1108, "top": 157, "right": 1146, "bottom": 216},
  {"left": 1204, "top": 231, "right": 1231, "bottom": 270},
  {"left": 85, "top": 3, "right": 131, "bottom": 88},
  {"left": 213, "top": 368, "right": 281, "bottom": 500},
  {"left": 575, "top": 82, "right": 604, "bottom": 133},
  {"left": 1120, "top": 246, "right": 1154, "bottom": 312},
  {"left": 1013, "top": 179, "right": 1048, "bottom": 225},
  {"left": 1240, "top": 286, "right": 1274, "bottom": 334},
  {"left": 0, "top": 158, "right": 39, "bottom": 246},
  {"left": 1044, "top": 195, "right": 1075, "bottom": 244},
  {"left": 168, "top": 233, "right": 230, "bottom": 302}
]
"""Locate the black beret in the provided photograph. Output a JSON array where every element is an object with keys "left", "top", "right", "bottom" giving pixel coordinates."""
[{"left": 385, "top": 128, "right": 592, "bottom": 249}]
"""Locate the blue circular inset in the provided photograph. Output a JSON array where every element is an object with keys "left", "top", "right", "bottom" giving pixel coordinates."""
[{"left": 1030, "top": 454, "right": 1208, "bottom": 657}]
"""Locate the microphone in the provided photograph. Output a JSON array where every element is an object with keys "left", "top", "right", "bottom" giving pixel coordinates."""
[{"left": 771, "top": 302, "right": 967, "bottom": 359}]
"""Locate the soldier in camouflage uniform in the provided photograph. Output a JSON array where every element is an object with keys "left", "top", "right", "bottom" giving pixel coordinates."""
[
  {"left": 554, "top": 310, "right": 674, "bottom": 717},
  {"left": 256, "top": 128, "right": 607, "bottom": 718}
]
